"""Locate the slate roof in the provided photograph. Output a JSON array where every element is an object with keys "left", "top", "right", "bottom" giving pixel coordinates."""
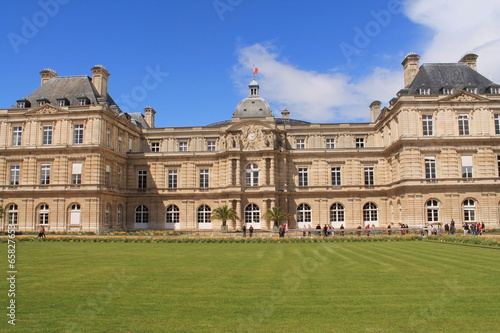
[
  {"left": 17, "top": 76, "right": 121, "bottom": 110},
  {"left": 205, "top": 118, "right": 310, "bottom": 127},
  {"left": 400, "top": 63, "right": 499, "bottom": 95}
]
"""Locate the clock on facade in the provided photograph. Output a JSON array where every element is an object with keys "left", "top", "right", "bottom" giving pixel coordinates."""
[{"left": 248, "top": 133, "right": 256, "bottom": 141}]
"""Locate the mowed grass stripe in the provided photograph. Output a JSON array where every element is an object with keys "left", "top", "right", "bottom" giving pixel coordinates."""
[{"left": 7, "top": 242, "right": 500, "bottom": 333}]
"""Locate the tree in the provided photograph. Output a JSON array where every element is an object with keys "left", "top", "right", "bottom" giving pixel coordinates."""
[
  {"left": 262, "top": 207, "right": 290, "bottom": 226},
  {"left": 211, "top": 205, "right": 239, "bottom": 227}
]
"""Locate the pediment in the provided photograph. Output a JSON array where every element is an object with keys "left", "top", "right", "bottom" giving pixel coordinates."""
[
  {"left": 226, "top": 119, "right": 275, "bottom": 132},
  {"left": 439, "top": 91, "right": 489, "bottom": 102},
  {"left": 25, "top": 104, "right": 69, "bottom": 115}
]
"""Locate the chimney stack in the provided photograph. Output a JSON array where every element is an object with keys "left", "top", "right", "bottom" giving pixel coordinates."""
[
  {"left": 91, "top": 65, "right": 110, "bottom": 97},
  {"left": 144, "top": 106, "right": 156, "bottom": 128},
  {"left": 40, "top": 68, "right": 57, "bottom": 85},
  {"left": 459, "top": 53, "right": 478, "bottom": 71},
  {"left": 401, "top": 53, "right": 420, "bottom": 88},
  {"left": 281, "top": 109, "right": 290, "bottom": 119},
  {"left": 369, "top": 101, "right": 382, "bottom": 122}
]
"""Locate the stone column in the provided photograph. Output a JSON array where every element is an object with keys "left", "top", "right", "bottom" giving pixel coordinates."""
[
  {"left": 236, "top": 200, "right": 242, "bottom": 230},
  {"left": 235, "top": 158, "right": 241, "bottom": 186}
]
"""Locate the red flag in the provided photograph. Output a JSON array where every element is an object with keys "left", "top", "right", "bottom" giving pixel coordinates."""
[{"left": 253, "top": 67, "right": 259, "bottom": 74}]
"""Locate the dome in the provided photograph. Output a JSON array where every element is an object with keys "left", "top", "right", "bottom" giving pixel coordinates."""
[{"left": 233, "top": 79, "right": 272, "bottom": 118}]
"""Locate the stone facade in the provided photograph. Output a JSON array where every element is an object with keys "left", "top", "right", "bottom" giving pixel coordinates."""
[{"left": 1, "top": 55, "right": 500, "bottom": 232}]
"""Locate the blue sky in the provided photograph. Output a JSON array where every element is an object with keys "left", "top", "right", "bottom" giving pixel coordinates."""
[{"left": 2, "top": 0, "right": 500, "bottom": 127}]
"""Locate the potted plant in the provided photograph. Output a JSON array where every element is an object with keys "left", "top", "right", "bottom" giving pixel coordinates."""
[
  {"left": 262, "top": 207, "right": 290, "bottom": 232},
  {"left": 211, "top": 205, "right": 239, "bottom": 233}
]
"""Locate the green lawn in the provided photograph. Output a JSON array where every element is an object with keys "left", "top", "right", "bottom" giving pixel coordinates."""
[{"left": 3, "top": 241, "right": 500, "bottom": 332}]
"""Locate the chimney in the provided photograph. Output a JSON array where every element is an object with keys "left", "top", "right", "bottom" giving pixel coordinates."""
[
  {"left": 40, "top": 68, "right": 57, "bottom": 85},
  {"left": 459, "top": 53, "right": 478, "bottom": 71},
  {"left": 144, "top": 106, "right": 156, "bottom": 128},
  {"left": 281, "top": 109, "right": 290, "bottom": 119},
  {"left": 401, "top": 53, "right": 420, "bottom": 88},
  {"left": 369, "top": 101, "right": 382, "bottom": 122},
  {"left": 91, "top": 65, "right": 110, "bottom": 97}
]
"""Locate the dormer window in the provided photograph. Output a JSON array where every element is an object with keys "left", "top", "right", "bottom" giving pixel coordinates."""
[
  {"left": 418, "top": 88, "right": 430, "bottom": 95},
  {"left": 465, "top": 87, "right": 477, "bottom": 94},
  {"left": 441, "top": 87, "right": 453, "bottom": 95},
  {"left": 57, "top": 98, "right": 69, "bottom": 106},
  {"left": 77, "top": 97, "right": 90, "bottom": 106},
  {"left": 16, "top": 99, "right": 30, "bottom": 108},
  {"left": 37, "top": 98, "right": 50, "bottom": 106},
  {"left": 489, "top": 86, "right": 500, "bottom": 94}
]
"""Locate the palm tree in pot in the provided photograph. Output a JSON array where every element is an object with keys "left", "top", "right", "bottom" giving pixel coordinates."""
[
  {"left": 262, "top": 207, "right": 290, "bottom": 231},
  {"left": 211, "top": 205, "right": 239, "bottom": 232}
]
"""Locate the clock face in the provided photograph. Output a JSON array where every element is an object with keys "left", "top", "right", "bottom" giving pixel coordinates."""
[{"left": 248, "top": 133, "right": 256, "bottom": 141}]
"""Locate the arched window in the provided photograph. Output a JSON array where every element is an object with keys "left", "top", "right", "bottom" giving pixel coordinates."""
[
  {"left": 105, "top": 204, "right": 111, "bottom": 225},
  {"left": 330, "top": 203, "right": 345, "bottom": 223},
  {"left": 245, "top": 204, "right": 260, "bottom": 224},
  {"left": 70, "top": 204, "right": 81, "bottom": 225},
  {"left": 166, "top": 205, "right": 180, "bottom": 223},
  {"left": 426, "top": 200, "right": 439, "bottom": 223},
  {"left": 245, "top": 163, "right": 259, "bottom": 187},
  {"left": 363, "top": 202, "right": 378, "bottom": 225},
  {"left": 463, "top": 199, "right": 476, "bottom": 222},
  {"left": 197, "top": 205, "right": 211, "bottom": 223},
  {"left": 135, "top": 205, "right": 149, "bottom": 224},
  {"left": 297, "top": 204, "right": 311, "bottom": 223},
  {"left": 7, "top": 204, "right": 18, "bottom": 225},
  {"left": 117, "top": 205, "right": 123, "bottom": 225},
  {"left": 39, "top": 204, "right": 49, "bottom": 225}
]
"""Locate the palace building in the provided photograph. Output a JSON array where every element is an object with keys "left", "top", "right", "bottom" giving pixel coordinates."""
[{"left": 1, "top": 54, "right": 500, "bottom": 232}]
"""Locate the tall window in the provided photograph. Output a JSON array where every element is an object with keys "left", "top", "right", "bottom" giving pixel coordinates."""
[
  {"left": 106, "top": 128, "right": 111, "bottom": 147},
  {"left": 463, "top": 199, "right": 476, "bottom": 222},
  {"left": 363, "top": 202, "right": 378, "bottom": 225},
  {"left": 151, "top": 142, "right": 160, "bottom": 152},
  {"left": 70, "top": 204, "right": 81, "bottom": 225},
  {"left": 331, "top": 167, "right": 341, "bottom": 186},
  {"left": 425, "top": 157, "right": 436, "bottom": 179},
  {"left": 72, "top": 163, "right": 82, "bottom": 185},
  {"left": 458, "top": 114, "right": 469, "bottom": 135},
  {"left": 298, "top": 167, "right": 308, "bottom": 187},
  {"left": 166, "top": 205, "right": 180, "bottom": 223},
  {"left": 330, "top": 203, "right": 345, "bottom": 223},
  {"left": 40, "top": 164, "right": 50, "bottom": 185},
  {"left": 135, "top": 205, "right": 149, "bottom": 224},
  {"left": 42, "top": 126, "right": 52, "bottom": 145},
  {"left": 297, "top": 203, "right": 312, "bottom": 223},
  {"left": 105, "top": 204, "right": 111, "bottom": 225},
  {"left": 105, "top": 165, "right": 111, "bottom": 186},
  {"left": 495, "top": 114, "right": 500, "bottom": 135},
  {"left": 207, "top": 141, "right": 216, "bottom": 151},
  {"left": 168, "top": 170, "right": 178, "bottom": 188},
  {"left": 245, "top": 163, "right": 259, "bottom": 187},
  {"left": 461, "top": 156, "right": 473, "bottom": 178},
  {"left": 7, "top": 204, "right": 18, "bottom": 225},
  {"left": 178, "top": 141, "right": 188, "bottom": 152},
  {"left": 498, "top": 155, "right": 500, "bottom": 177},
  {"left": 326, "top": 138, "right": 335, "bottom": 149},
  {"left": 12, "top": 126, "right": 22, "bottom": 146},
  {"left": 117, "top": 205, "right": 123, "bottom": 225},
  {"left": 117, "top": 168, "right": 122, "bottom": 188},
  {"left": 10, "top": 165, "right": 20, "bottom": 185},
  {"left": 199, "top": 169, "right": 209, "bottom": 188},
  {"left": 138, "top": 170, "right": 147, "bottom": 189},
  {"left": 364, "top": 166, "right": 374, "bottom": 185},
  {"left": 422, "top": 114, "right": 433, "bottom": 136},
  {"left": 39, "top": 204, "right": 49, "bottom": 225},
  {"left": 296, "top": 138, "right": 305, "bottom": 149},
  {"left": 74, "top": 124, "right": 84, "bottom": 144},
  {"left": 245, "top": 204, "right": 260, "bottom": 224},
  {"left": 355, "top": 138, "right": 365, "bottom": 148},
  {"left": 426, "top": 200, "right": 439, "bottom": 223},
  {"left": 118, "top": 135, "right": 123, "bottom": 152},
  {"left": 197, "top": 205, "right": 211, "bottom": 223}
]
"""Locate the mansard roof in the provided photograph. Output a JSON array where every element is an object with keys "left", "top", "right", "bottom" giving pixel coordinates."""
[
  {"left": 206, "top": 117, "right": 310, "bottom": 128},
  {"left": 19, "top": 76, "right": 121, "bottom": 110},
  {"left": 401, "top": 63, "right": 498, "bottom": 95}
]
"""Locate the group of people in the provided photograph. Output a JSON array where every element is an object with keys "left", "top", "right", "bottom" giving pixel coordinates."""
[
  {"left": 241, "top": 224, "right": 254, "bottom": 237},
  {"left": 37, "top": 225, "right": 46, "bottom": 238},
  {"left": 460, "top": 221, "right": 485, "bottom": 236}
]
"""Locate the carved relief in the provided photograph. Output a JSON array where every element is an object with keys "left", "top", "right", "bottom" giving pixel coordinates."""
[{"left": 450, "top": 93, "right": 479, "bottom": 102}]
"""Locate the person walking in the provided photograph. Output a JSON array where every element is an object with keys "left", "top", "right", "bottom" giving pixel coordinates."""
[
  {"left": 450, "top": 220, "right": 455, "bottom": 235},
  {"left": 249, "top": 225, "right": 254, "bottom": 237},
  {"left": 38, "top": 225, "right": 46, "bottom": 238},
  {"left": 242, "top": 224, "right": 247, "bottom": 237}
]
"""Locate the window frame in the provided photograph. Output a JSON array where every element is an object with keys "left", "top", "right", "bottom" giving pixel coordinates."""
[{"left": 298, "top": 167, "right": 308, "bottom": 187}]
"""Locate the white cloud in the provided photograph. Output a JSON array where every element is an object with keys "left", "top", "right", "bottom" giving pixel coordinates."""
[
  {"left": 233, "top": 43, "right": 400, "bottom": 123},
  {"left": 404, "top": 0, "right": 500, "bottom": 81}
]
